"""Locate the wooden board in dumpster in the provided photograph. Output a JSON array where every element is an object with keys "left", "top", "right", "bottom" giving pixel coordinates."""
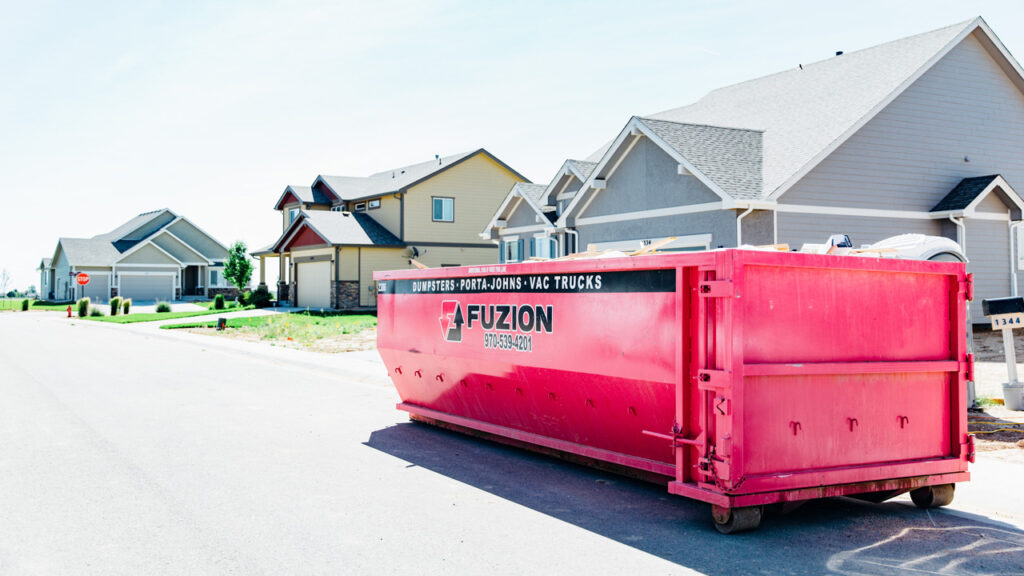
[{"left": 374, "top": 250, "right": 972, "bottom": 532}]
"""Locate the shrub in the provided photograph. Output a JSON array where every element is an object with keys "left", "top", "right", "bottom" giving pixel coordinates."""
[
  {"left": 89, "top": 307, "right": 104, "bottom": 317},
  {"left": 109, "top": 296, "right": 122, "bottom": 316},
  {"left": 213, "top": 294, "right": 225, "bottom": 309},
  {"left": 77, "top": 297, "right": 90, "bottom": 318},
  {"left": 251, "top": 285, "right": 273, "bottom": 309},
  {"left": 156, "top": 301, "right": 172, "bottom": 313},
  {"left": 21, "top": 299, "right": 29, "bottom": 311},
  {"left": 239, "top": 290, "right": 252, "bottom": 307},
  {"left": 122, "top": 298, "right": 132, "bottom": 315}
]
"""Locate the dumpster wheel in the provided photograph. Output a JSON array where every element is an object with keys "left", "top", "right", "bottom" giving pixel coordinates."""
[
  {"left": 910, "top": 484, "right": 955, "bottom": 508},
  {"left": 711, "top": 505, "right": 762, "bottom": 534}
]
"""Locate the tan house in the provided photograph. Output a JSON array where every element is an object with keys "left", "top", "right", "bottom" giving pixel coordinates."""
[{"left": 257, "top": 149, "right": 528, "bottom": 309}]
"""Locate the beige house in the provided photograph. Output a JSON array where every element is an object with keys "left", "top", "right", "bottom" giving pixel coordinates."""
[{"left": 257, "top": 149, "right": 527, "bottom": 309}]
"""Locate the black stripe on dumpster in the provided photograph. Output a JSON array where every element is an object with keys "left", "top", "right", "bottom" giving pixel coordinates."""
[{"left": 378, "top": 269, "right": 676, "bottom": 295}]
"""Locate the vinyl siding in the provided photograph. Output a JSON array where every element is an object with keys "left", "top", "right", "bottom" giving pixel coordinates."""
[
  {"left": 119, "top": 243, "right": 180, "bottom": 265},
  {"left": 152, "top": 234, "right": 207, "bottom": 264},
  {"left": 403, "top": 153, "right": 524, "bottom": 244},
  {"left": 359, "top": 248, "right": 411, "bottom": 307},
  {"left": 337, "top": 248, "right": 359, "bottom": 281},
  {"left": 777, "top": 212, "right": 942, "bottom": 247},
  {"left": 975, "top": 192, "right": 1010, "bottom": 214},
  {"left": 167, "top": 220, "right": 229, "bottom": 260},
  {"left": 781, "top": 32, "right": 1024, "bottom": 212},
  {"left": 53, "top": 247, "right": 71, "bottom": 300},
  {"left": 356, "top": 246, "right": 500, "bottom": 306},
  {"left": 965, "top": 219, "right": 1013, "bottom": 320},
  {"left": 368, "top": 195, "right": 401, "bottom": 238}
]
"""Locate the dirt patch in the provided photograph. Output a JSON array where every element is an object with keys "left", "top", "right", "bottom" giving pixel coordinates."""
[
  {"left": 184, "top": 326, "right": 378, "bottom": 353},
  {"left": 973, "top": 327, "right": 1024, "bottom": 362},
  {"left": 969, "top": 403, "right": 1024, "bottom": 457}
]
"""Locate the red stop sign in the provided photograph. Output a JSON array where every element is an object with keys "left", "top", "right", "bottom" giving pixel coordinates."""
[{"left": 76, "top": 273, "right": 90, "bottom": 286}]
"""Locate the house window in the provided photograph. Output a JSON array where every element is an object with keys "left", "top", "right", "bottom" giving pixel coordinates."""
[
  {"left": 354, "top": 202, "right": 367, "bottom": 211},
  {"left": 432, "top": 197, "right": 454, "bottom": 222},
  {"left": 533, "top": 236, "right": 558, "bottom": 259},
  {"left": 210, "top": 270, "right": 221, "bottom": 287},
  {"left": 504, "top": 237, "right": 521, "bottom": 263},
  {"left": 288, "top": 208, "right": 299, "bottom": 225},
  {"left": 368, "top": 199, "right": 381, "bottom": 209}
]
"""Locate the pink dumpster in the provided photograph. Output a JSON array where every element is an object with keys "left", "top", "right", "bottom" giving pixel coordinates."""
[{"left": 374, "top": 249, "right": 973, "bottom": 532}]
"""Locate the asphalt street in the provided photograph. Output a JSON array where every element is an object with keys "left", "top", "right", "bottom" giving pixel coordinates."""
[{"left": 1, "top": 312, "right": 1023, "bottom": 575}]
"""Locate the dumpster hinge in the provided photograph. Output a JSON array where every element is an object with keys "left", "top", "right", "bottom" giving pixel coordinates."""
[
  {"left": 698, "top": 280, "right": 733, "bottom": 298},
  {"left": 962, "top": 273, "right": 974, "bottom": 302},
  {"left": 964, "top": 353, "right": 975, "bottom": 382}
]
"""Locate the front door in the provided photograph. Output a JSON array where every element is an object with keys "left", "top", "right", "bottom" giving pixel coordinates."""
[{"left": 184, "top": 266, "right": 199, "bottom": 296}]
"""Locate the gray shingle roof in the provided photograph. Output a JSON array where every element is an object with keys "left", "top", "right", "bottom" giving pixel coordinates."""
[
  {"left": 39, "top": 258, "right": 52, "bottom": 269},
  {"left": 513, "top": 182, "right": 548, "bottom": 203},
  {"left": 931, "top": 175, "right": 1001, "bottom": 212},
  {"left": 93, "top": 209, "right": 168, "bottom": 241},
  {"left": 567, "top": 160, "right": 597, "bottom": 180},
  {"left": 586, "top": 19, "right": 973, "bottom": 199},
  {"left": 301, "top": 211, "right": 403, "bottom": 247},
  {"left": 317, "top": 151, "right": 478, "bottom": 201},
  {"left": 58, "top": 238, "right": 124, "bottom": 266},
  {"left": 638, "top": 118, "right": 763, "bottom": 199},
  {"left": 292, "top": 185, "right": 334, "bottom": 205}
]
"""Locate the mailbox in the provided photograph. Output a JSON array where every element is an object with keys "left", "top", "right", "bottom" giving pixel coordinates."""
[{"left": 982, "top": 296, "right": 1024, "bottom": 329}]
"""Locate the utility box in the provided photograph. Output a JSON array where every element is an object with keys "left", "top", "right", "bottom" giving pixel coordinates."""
[{"left": 375, "top": 250, "right": 973, "bottom": 532}]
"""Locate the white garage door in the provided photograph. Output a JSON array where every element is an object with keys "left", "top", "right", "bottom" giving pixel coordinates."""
[
  {"left": 297, "top": 261, "right": 331, "bottom": 308},
  {"left": 81, "top": 274, "right": 110, "bottom": 303},
  {"left": 120, "top": 274, "right": 174, "bottom": 302}
]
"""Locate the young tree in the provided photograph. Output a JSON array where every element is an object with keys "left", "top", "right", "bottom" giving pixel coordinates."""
[
  {"left": 0, "top": 269, "right": 9, "bottom": 296},
  {"left": 223, "top": 241, "right": 253, "bottom": 292}
]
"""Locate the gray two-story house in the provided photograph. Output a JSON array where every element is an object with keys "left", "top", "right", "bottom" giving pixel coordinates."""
[{"left": 484, "top": 16, "right": 1024, "bottom": 320}]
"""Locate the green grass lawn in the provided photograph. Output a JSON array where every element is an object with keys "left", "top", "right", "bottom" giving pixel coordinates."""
[
  {"left": 0, "top": 299, "right": 73, "bottom": 311},
  {"left": 85, "top": 305, "right": 254, "bottom": 324},
  {"left": 161, "top": 311, "right": 377, "bottom": 342}
]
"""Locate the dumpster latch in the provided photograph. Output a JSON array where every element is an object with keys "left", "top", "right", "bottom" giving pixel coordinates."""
[
  {"left": 699, "top": 280, "right": 733, "bottom": 297},
  {"left": 966, "top": 434, "right": 976, "bottom": 463},
  {"left": 697, "top": 369, "right": 731, "bottom": 390},
  {"left": 964, "top": 353, "right": 975, "bottom": 383}
]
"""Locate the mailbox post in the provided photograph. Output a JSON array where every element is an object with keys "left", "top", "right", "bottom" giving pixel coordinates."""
[{"left": 982, "top": 296, "right": 1024, "bottom": 410}]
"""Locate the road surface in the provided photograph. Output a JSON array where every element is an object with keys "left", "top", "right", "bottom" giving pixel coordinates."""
[{"left": 1, "top": 312, "right": 1022, "bottom": 575}]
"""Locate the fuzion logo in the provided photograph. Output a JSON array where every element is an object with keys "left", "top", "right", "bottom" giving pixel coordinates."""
[{"left": 439, "top": 300, "right": 553, "bottom": 346}]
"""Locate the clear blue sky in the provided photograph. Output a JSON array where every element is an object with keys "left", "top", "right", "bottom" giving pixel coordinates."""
[{"left": 2, "top": 0, "right": 1022, "bottom": 291}]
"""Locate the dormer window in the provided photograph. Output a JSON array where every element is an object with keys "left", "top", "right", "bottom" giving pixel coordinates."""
[{"left": 288, "top": 208, "right": 299, "bottom": 225}]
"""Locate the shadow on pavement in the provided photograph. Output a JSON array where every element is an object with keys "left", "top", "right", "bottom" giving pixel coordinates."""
[{"left": 366, "top": 421, "right": 1024, "bottom": 575}]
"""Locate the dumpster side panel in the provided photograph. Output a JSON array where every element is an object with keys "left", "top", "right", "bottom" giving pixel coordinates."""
[{"left": 376, "top": 265, "right": 687, "bottom": 466}]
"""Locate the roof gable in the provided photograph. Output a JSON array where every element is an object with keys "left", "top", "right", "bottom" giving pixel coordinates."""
[
  {"left": 273, "top": 186, "right": 333, "bottom": 210},
  {"left": 116, "top": 242, "right": 182, "bottom": 266},
  {"left": 558, "top": 117, "right": 745, "bottom": 225},
  {"left": 931, "top": 174, "right": 1023, "bottom": 218}
]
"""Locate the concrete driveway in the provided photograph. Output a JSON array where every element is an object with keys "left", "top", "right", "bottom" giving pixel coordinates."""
[{"left": 1, "top": 312, "right": 1022, "bottom": 575}]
